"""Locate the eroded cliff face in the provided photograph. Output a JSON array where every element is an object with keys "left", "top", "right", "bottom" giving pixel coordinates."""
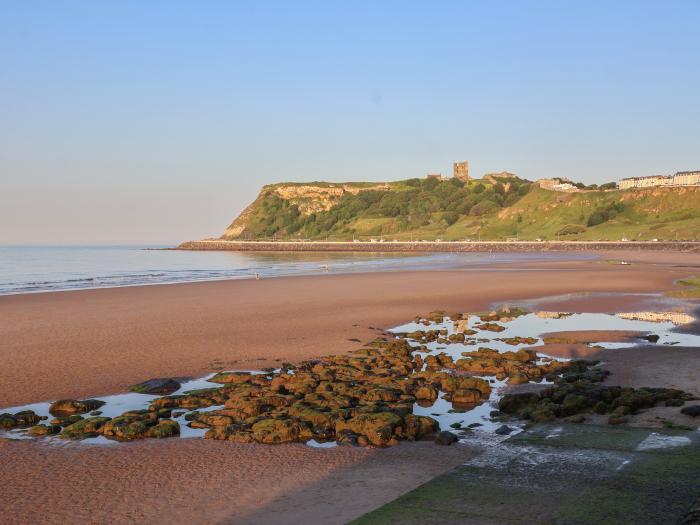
[
  {"left": 274, "top": 183, "right": 389, "bottom": 214},
  {"left": 221, "top": 182, "right": 390, "bottom": 239}
]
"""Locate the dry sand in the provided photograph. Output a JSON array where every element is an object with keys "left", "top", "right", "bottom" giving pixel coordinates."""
[{"left": 1, "top": 250, "right": 699, "bottom": 524}]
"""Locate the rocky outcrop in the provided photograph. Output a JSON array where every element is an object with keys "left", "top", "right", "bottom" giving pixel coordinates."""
[
  {"left": 498, "top": 362, "right": 695, "bottom": 424},
  {"left": 129, "top": 378, "right": 182, "bottom": 395},
  {"left": 0, "top": 410, "right": 44, "bottom": 429},
  {"left": 49, "top": 399, "right": 105, "bottom": 416}
]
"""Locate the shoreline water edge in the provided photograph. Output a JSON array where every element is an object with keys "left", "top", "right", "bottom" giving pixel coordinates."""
[{"left": 177, "top": 239, "right": 700, "bottom": 253}]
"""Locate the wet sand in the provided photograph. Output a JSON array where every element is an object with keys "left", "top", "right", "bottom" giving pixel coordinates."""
[
  {"left": 0, "top": 439, "right": 474, "bottom": 525},
  {"left": 1, "top": 250, "right": 699, "bottom": 524},
  {"left": 0, "top": 254, "right": 694, "bottom": 407}
]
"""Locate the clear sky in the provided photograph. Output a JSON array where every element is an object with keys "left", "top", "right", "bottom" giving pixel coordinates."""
[{"left": 2, "top": 1, "right": 699, "bottom": 245}]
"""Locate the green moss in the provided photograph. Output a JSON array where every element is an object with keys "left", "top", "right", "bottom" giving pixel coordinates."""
[{"left": 668, "top": 275, "right": 700, "bottom": 298}]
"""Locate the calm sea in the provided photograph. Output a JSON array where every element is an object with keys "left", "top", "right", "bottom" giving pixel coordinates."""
[{"left": 0, "top": 246, "right": 590, "bottom": 295}]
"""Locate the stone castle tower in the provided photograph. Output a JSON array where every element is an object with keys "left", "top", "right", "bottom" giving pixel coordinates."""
[{"left": 453, "top": 161, "right": 470, "bottom": 181}]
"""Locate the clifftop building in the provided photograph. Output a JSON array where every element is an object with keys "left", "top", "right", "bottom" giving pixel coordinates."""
[
  {"left": 537, "top": 178, "right": 579, "bottom": 192},
  {"left": 453, "top": 161, "right": 470, "bottom": 181},
  {"left": 619, "top": 171, "right": 700, "bottom": 190}
]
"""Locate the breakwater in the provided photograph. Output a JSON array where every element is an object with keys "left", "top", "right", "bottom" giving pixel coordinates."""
[{"left": 177, "top": 240, "right": 700, "bottom": 253}]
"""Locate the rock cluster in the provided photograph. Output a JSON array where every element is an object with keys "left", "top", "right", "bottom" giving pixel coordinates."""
[
  {"left": 0, "top": 411, "right": 45, "bottom": 429},
  {"left": 196, "top": 340, "right": 450, "bottom": 446},
  {"left": 456, "top": 348, "right": 565, "bottom": 384},
  {"left": 498, "top": 361, "right": 696, "bottom": 424},
  {"left": 2, "top": 322, "right": 539, "bottom": 446},
  {"left": 7, "top": 307, "right": 686, "bottom": 446}
]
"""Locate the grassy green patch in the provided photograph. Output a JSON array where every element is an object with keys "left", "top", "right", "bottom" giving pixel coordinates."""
[
  {"left": 223, "top": 178, "right": 700, "bottom": 241},
  {"left": 668, "top": 275, "right": 700, "bottom": 298}
]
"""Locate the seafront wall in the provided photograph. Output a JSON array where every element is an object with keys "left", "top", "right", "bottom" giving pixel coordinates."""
[{"left": 177, "top": 240, "right": 700, "bottom": 253}]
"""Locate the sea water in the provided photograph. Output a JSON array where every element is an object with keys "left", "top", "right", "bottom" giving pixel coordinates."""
[{"left": 0, "top": 246, "right": 593, "bottom": 295}]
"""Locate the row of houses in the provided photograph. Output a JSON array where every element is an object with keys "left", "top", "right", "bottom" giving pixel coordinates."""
[{"left": 619, "top": 171, "right": 700, "bottom": 190}]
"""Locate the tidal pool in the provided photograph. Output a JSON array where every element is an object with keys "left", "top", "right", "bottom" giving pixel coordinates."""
[{"left": 1, "top": 307, "right": 697, "bottom": 446}]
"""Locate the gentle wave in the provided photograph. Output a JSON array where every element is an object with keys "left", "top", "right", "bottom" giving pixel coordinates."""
[{"left": 0, "top": 246, "right": 594, "bottom": 295}]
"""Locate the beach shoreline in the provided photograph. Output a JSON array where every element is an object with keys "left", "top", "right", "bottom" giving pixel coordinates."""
[{"left": 177, "top": 239, "right": 700, "bottom": 253}]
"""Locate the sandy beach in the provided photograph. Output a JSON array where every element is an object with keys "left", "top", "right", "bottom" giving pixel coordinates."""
[
  {"left": 1, "top": 251, "right": 697, "bottom": 407},
  {"left": 2, "top": 250, "right": 700, "bottom": 524}
]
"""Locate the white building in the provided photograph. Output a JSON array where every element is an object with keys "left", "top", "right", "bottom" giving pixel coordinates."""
[
  {"left": 672, "top": 171, "right": 700, "bottom": 186},
  {"left": 617, "top": 171, "right": 700, "bottom": 189}
]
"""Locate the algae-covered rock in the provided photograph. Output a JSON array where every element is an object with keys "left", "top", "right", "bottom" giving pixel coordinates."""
[
  {"left": 129, "top": 378, "right": 181, "bottom": 395},
  {"left": 209, "top": 372, "right": 254, "bottom": 384},
  {"left": 28, "top": 424, "right": 61, "bottom": 436},
  {"left": 0, "top": 410, "right": 42, "bottom": 429},
  {"left": 451, "top": 389, "right": 485, "bottom": 406},
  {"left": 335, "top": 412, "right": 403, "bottom": 446},
  {"left": 250, "top": 418, "right": 312, "bottom": 444},
  {"left": 61, "top": 417, "right": 112, "bottom": 439},
  {"left": 474, "top": 322, "right": 506, "bottom": 333},
  {"left": 101, "top": 415, "right": 156, "bottom": 440},
  {"left": 402, "top": 415, "right": 438, "bottom": 440},
  {"left": 49, "top": 399, "right": 105, "bottom": 416},
  {"left": 499, "top": 392, "right": 541, "bottom": 415},
  {"left": 288, "top": 402, "right": 344, "bottom": 432},
  {"left": 0, "top": 413, "right": 18, "bottom": 429},
  {"left": 50, "top": 414, "right": 84, "bottom": 426},
  {"left": 414, "top": 385, "right": 438, "bottom": 401},
  {"left": 147, "top": 419, "right": 180, "bottom": 438},
  {"left": 439, "top": 376, "right": 491, "bottom": 398}
]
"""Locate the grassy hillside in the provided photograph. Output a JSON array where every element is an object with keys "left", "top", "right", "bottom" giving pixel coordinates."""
[{"left": 221, "top": 177, "right": 700, "bottom": 241}]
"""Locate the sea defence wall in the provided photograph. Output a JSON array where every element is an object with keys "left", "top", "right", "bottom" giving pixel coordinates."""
[{"left": 177, "top": 240, "right": 700, "bottom": 253}]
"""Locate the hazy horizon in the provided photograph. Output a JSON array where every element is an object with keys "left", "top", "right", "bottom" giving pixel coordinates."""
[{"left": 2, "top": 1, "right": 699, "bottom": 245}]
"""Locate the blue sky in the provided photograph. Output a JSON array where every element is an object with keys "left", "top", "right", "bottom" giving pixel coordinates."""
[{"left": 2, "top": 1, "right": 699, "bottom": 244}]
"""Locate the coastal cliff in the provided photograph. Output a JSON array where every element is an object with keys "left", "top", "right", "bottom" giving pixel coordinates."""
[{"left": 216, "top": 178, "right": 700, "bottom": 243}]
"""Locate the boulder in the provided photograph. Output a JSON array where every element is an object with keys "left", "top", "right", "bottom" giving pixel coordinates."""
[
  {"left": 49, "top": 399, "right": 105, "bottom": 416},
  {"left": 0, "top": 413, "right": 18, "bottom": 429},
  {"left": 101, "top": 415, "right": 155, "bottom": 440},
  {"left": 288, "top": 403, "right": 343, "bottom": 431},
  {"left": 250, "top": 418, "right": 312, "bottom": 444},
  {"left": 440, "top": 376, "right": 491, "bottom": 397},
  {"left": 434, "top": 431, "right": 459, "bottom": 446},
  {"left": 147, "top": 419, "right": 180, "bottom": 438},
  {"left": 0, "top": 410, "right": 42, "bottom": 429},
  {"left": 414, "top": 385, "right": 438, "bottom": 401},
  {"left": 498, "top": 392, "right": 541, "bottom": 414},
  {"left": 638, "top": 334, "right": 660, "bottom": 343},
  {"left": 336, "top": 413, "right": 403, "bottom": 446},
  {"left": 681, "top": 405, "right": 700, "bottom": 417},
  {"left": 451, "top": 389, "right": 484, "bottom": 405},
  {"left": 61, "top": 417, "right": 112, "bottom": 439},
  {"left": 28, "top": 424, "right": 61, "bottom": 436},
  {"left": 495, "top": 425, "right": 513, "bottom": 435},
  {"left": 50, "top": 415, "right": 83, "bottom": 427},
  {"left": 208, "top": 371, "right": 255, "bottom": 384},
  {"left": 402, "top": 415, "right": 439, "bottom": 440},
  {"left": 474, "top": 322, "right": 506, "bottom": 333},
  {"left": 129, "top": 378, "right": 181, "bottom": 395}
]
